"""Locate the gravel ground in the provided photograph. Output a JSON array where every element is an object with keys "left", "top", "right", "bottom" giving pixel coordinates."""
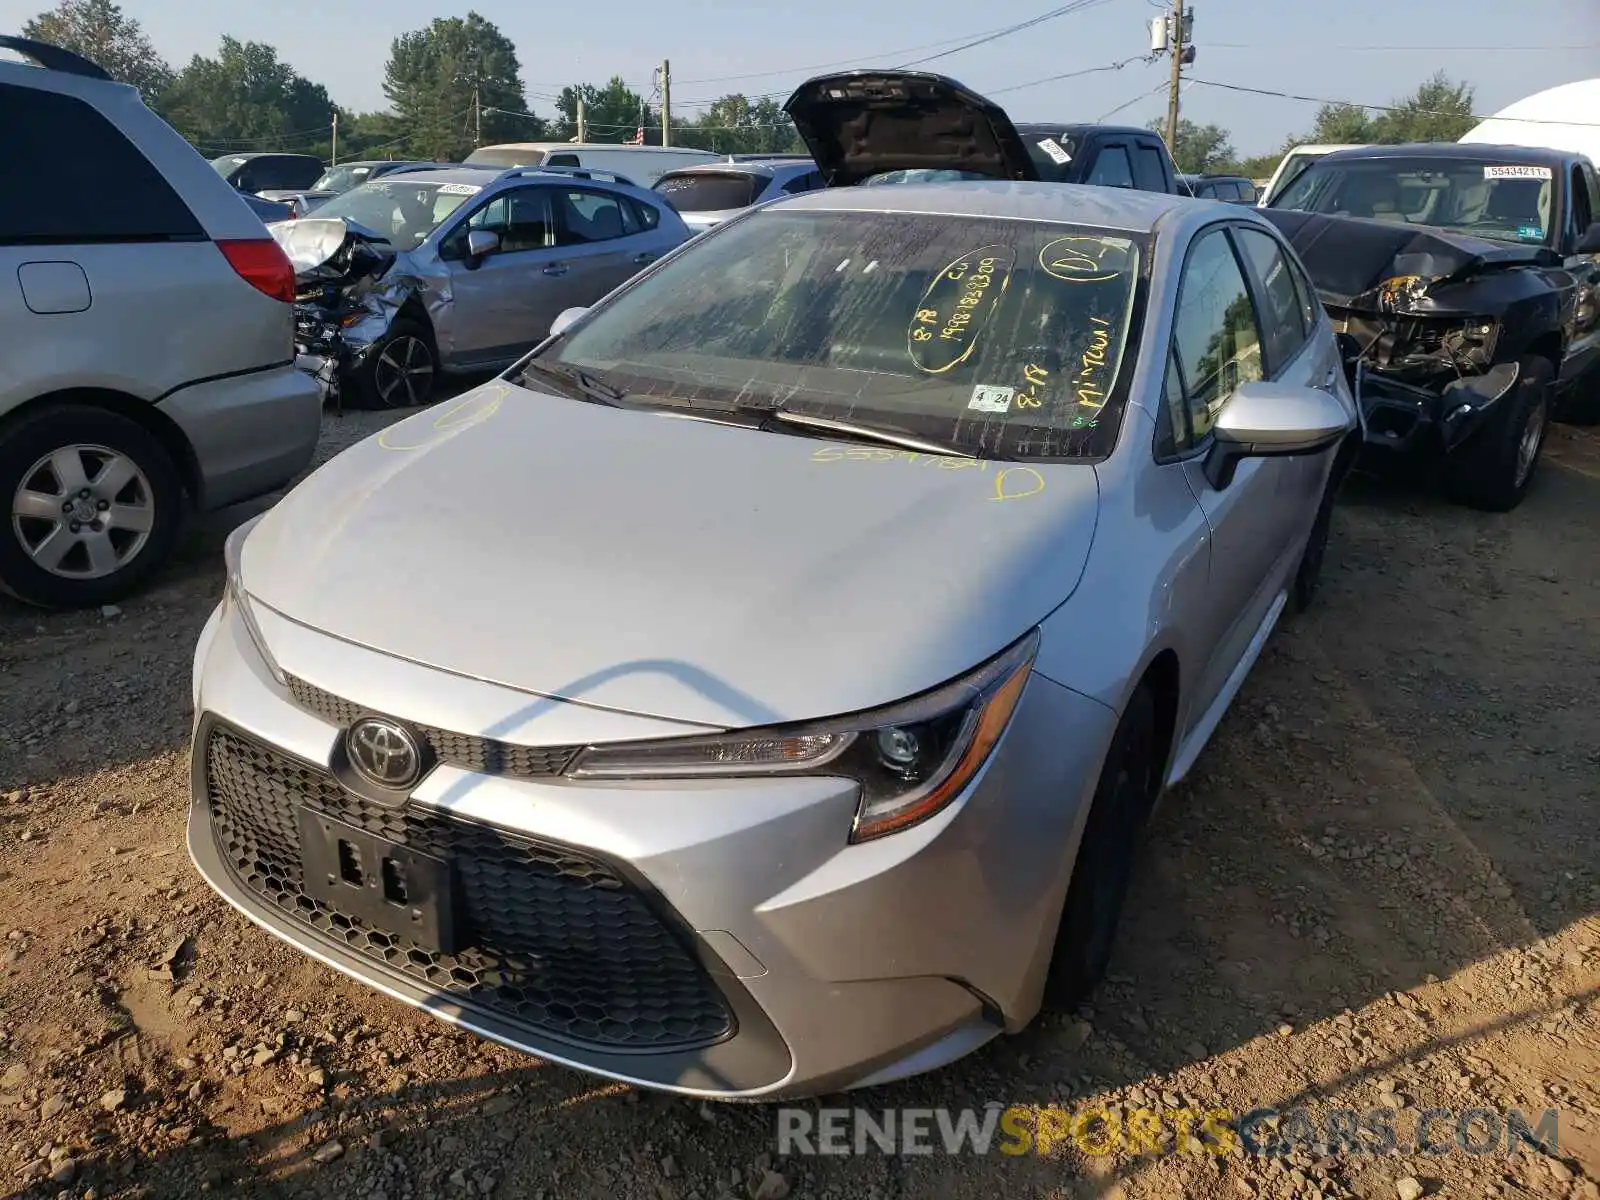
[{"left": 1, "top": 399, "right": 1598, "bottom": 1200}]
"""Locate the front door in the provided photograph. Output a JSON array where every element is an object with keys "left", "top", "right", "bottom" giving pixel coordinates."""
[
  {"left": 441, "top": 185, "right": 583, "bottom": 366},
  {"left": 1166, "top": 225, "right": 1312, "bottom": 731}
]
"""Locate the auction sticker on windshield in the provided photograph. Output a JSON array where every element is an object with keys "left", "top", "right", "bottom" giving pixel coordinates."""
[
  {"left": 437, "top": 183, "right": 483, "bottom": 195},
  {"left": 968, "top": 384, "right": 1015, "bottom": 414},
  {"left": 1484, "top": 165, "right": 1552, "bottom": 180},
  {"left": 1036, "top": 138, "right": 1072, "bottom": 165}
]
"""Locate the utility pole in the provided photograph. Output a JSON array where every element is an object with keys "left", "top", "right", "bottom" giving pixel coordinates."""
[
  {"left": 473, "top": 81, "right": 482, "bottom": 147},
  {"left": 330, "top": 111, "right": 338, "bottom": 166},
  {"left": 1159, "top": 2, "right": 1195, "bottom": 153},
  {"left": 660, "top": 59, "right": 671, "bottom": 147},
  {"left": 576, "top": 96, "right": 586, "bottom": 143}
]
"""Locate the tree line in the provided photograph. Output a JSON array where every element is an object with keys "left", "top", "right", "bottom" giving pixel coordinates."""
[{"left": 24, "top": 0, "right": 1478, "bottom": 172}]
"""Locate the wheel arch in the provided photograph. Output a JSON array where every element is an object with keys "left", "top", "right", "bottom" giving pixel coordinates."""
[
  {"left": 0, "top": 388, "right": 202, "bottom": 510},
  {"left": 1133, "top": 647, "right": 1181, "bottom": 789}
]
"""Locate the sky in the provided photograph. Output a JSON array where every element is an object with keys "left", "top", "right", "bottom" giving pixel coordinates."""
[{"left": 4, "top": 0, "right": 1597, "bottom": 156}]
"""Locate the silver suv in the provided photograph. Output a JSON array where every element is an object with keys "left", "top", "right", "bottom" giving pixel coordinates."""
[
  {"left": 652, "top": 157, "right": 823, "bottom": 233},
  {"left": 0, "top": 35, "right": 322, "bottom": 610}
]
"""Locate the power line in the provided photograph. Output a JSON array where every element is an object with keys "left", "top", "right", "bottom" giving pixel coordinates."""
[
  {"left": 987, "top": 52, "right": 1156, "bottom": 96},
  {"left": 1185, "top": 77, "right": 1600, "bottom": 128},
  {"left": 895, "top": 0, "right": 1115, "bottom": 68},
  {"left": 1096, "top": 78, "right": 1170, "bottom": 122},
  {"left": 1203, "top": 42, "right": 1599, "bottom": 52}
]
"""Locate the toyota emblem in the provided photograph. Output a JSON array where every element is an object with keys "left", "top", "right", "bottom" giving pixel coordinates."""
[{"left": 346, "top": 717, "right": 423, "bottom": 790}]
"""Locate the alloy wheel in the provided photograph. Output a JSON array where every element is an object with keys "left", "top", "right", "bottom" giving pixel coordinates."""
[
  {"left": 10, "top": 445, "right": 156, "bottom": 580},
  {"left": 374, "top": 335, "right": 435, "bottom": 408},
  {"left": 1515, "top": 398, "right": 1546, "bottom": 487}
]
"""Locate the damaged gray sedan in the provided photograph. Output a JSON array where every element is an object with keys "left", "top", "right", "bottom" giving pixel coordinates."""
[{"left": 271, "top": 167, "right": 692, "bottom": 409}]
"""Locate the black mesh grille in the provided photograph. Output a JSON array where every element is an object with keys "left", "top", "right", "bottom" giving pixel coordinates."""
[
  {"left": 204, "top": 724, "right": 733, "bottom": 1052},
  {"left": 285, "top": 676, "right": 581, "bottom": 779}
]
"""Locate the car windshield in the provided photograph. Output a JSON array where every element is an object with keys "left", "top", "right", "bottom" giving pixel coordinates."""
[
  {"left": 1272, "top": 156, "right": 1556, "bottom": 245},
  {"left": 1266, "top": 152, "right": 1323, "bottom": 203},
  {"left": 212, "top": 155, "right": 248, "bottom": 176},
  {"left": 655, "top": 171, "right": 765, "bottom": 211},
  {"left": 526, "top": 208, "right": 1147, "bottom": 461},
  {"left": 310, "top": 164, "right": 376, "bottom": 193},
  {"left": 465, "top": 147, "right": 544, "bottom": 167},
  {"left": 309, "top": 179, "right": 482, "bottom": 250}
]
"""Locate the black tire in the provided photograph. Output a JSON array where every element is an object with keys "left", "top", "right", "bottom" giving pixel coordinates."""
[
  {"left": 349, "top": 319, "right": 438, "bottom": 410},
  {"left": 1442, "top": 356, "right": 1552, "bottom": 513},
  {"left": 0, "top": 404, "right": 183, "bottom": 610},
  {"left": 1043, "top": 684, "right": 1160, "bottom": 1011},
  {"left": 1289, "top": 436, "right": 1356, "bottom": 614},
  {"left": 1558, "top": 377, "right": 1600, "bottom": 426}
]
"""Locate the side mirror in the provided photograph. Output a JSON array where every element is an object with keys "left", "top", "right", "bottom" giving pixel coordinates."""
[
  {"left": 1202, "top": 381, "right": 1354, "bottom": 491},
  {"left": 1577, "top": 221, "right": 1600, "bottom": 255},
  {"left": 550, "top": 306, "right": 589, "bottom": 339},
  {"left": 466, "top": 229, "right": 500, "bottom": 259}
]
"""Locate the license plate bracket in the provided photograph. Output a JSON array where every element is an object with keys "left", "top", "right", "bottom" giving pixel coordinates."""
[{"left": 297, "top": 808, "right": 460, "bottom": 956}]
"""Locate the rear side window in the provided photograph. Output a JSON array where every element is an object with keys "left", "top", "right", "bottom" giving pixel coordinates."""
[
  {"left": 1237, "top": 180, "right": 1258, "bottom": 203},
  {"left": 0, "top": 82, "right": 203, "bottom": 245},
  {"left": 1086, "top": 145, "right": 1135, "bottom": 189},
  {"left": 625, "top": 196, "right": 660, "bottom": 231},
  {"left": 554, "top": 188, "right": 629, "bottom": 244},
  {"left": 1132, "top": 145, "right": 1168, "bottom": 192},
  {"left": 546, "top": 153, "right": 580, "bottom": 168},
  {"left": 1571, "top": 164, "right": 1594, "bottom": 240},
  {"left": 1233, "top": 227, "right": 1310, "bottom": 373},
  {"left": 248, "top": 157, "right": 322, "bottom": 191},
  {"left": 782, "top": 170, "right": 822, "bottom": 194}
]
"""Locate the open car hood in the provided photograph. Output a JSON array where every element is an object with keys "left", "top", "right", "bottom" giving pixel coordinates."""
[
  {"left": 783, "top": 70, "right": 1040, "bottom": 187},
  {"left": 1259, "top": 208, "right": 1559, "bottom": 311}
]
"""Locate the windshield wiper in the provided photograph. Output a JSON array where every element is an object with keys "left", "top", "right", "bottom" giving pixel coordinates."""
[
  {"left": 520, "top": 360, "right": 628, "bottom": 407},
  {"left": 758, "top": 409, "right": 991, "bottom": 460}
]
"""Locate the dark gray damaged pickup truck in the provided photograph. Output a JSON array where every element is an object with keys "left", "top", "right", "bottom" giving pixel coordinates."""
[{"left": 1262, "top": 142, "right": 1600, "bottom": 512}]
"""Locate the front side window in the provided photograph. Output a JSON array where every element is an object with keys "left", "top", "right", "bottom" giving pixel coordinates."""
[
  {"left": 1086, "top": 146, "right": 1135, "bottom": 190},
  {"left": 526, "top": 209, "right": 1148, "bottom": 461},
  {"left": 1272, "top": 156, "right": 1556, "bottom": 245},
  {"left": 1171, "top": 228, "right": 1264, "bottom": 441},
  {"left": 654, "top": 171, "right": 765, "bottom": 211},
  {"left": 1570, "top": 164, "right": 1594, "bottom": 243},
  {"left": 314, "top": 180, "right": 479, "bottom": 251},
  {"left": 1132, "top": 146, "right": 1168, "bottom": 192},
  {"left": 1234, "top": 227, "right": 1309, "bottom": 373}
]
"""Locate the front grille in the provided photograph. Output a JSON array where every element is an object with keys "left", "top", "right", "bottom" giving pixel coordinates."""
[
  {"left": 285, "top": 676, "right": 581, "bottom": 779},
  {"left": 204, "top": 724, "right": 733, "bottom": 1052}
]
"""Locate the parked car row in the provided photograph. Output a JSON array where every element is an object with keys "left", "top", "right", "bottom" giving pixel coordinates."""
[{"left": 6, "top": 31, "right": 1599, "bottom": 1107}]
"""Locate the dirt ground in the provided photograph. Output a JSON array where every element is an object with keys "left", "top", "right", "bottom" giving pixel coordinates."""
[{"left": 1, "top": 404, "right": 1598, "bottom": 1200}]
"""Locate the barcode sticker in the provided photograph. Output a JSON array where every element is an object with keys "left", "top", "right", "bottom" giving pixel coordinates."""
[
  {"left": 1037, "top": 138, "right": 1072, "bottom": 165},
  {"left": 1484, "top": 165, "right": 1552, "bottom": 180}
]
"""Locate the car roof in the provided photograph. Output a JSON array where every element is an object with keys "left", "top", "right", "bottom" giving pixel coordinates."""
[
  {"left": 1014, "top": 122, "right": 1155, "bottom": 140},
  {"left": 355, "top": 166, "right": 505, "bottom": 186},
  {"left": 1319, "top": 141, "right": 1574, "bottom": 167},
  {"left": 210, "top": 151, "right": 321, "bottom": 164},
  {"left": 662, "top": 158, "right": 815, "bottom": 179},
  {"left": 772, "top": 179, "right": 1193, "bottom": 232}
]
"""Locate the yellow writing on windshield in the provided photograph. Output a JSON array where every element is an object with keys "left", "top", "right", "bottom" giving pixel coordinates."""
[
  {"left": 1038, "top": 236, "right": 1135, "bottom": 284},
  {"left": 907, "top": 245, "right": 1015, "bottom": 375},
  {"left": 1071, "top": 317, "right": 1114, "bottom": 424},
  {"left": 1015, "top": 363, "right": 1050, "bottom": 410}
]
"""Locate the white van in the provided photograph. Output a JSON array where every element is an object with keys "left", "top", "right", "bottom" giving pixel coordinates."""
[
  {"left": 462, "top": 142, "right": 721, "bottom": 187},
  {"left": 1258, "top": 144, "right": 1368, "bottom": 208}
]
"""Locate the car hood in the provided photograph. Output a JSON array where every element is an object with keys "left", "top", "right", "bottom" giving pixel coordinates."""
[
  {"left": 1259, "top": 208, "right": 1559, "bottom": 310},
  {"left": 783, "top": 70, "right": 1040, "bottom": 188},
  {"left": 241, "top": 382, "right": 1101, "bottom": 729}
]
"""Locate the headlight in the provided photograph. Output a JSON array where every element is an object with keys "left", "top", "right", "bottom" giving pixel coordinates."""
[
  {"left": 223, "top": 514, "right": 286, "bottom": 686},
  {"left": 568, "top": 630, "right": 1039, "bottom": 843}
]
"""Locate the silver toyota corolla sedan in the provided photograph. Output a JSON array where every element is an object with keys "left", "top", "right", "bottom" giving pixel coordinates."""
[{"left": 189, "top": 180, "right": 1358, "bottom": 1100}]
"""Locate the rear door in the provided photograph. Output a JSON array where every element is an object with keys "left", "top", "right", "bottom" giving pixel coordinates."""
[
  {"left": 0, "top": 78, "right": 286, "bottom": 414},
  {"left": 549, "top": 185, "right": 666, "bottom": 300}
]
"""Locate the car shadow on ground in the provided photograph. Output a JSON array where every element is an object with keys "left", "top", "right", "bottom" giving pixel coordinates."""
[{"left": 3, "top": 425, "right": 1597, "bottom": 1199}]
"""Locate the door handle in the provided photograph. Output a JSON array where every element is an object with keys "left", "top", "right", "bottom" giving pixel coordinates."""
[
  {"left": 632, "top": 252, "right": 656, "bottom": 265},
  {"left": 543, "top": 264, "right": 568, "bottom": 277}
]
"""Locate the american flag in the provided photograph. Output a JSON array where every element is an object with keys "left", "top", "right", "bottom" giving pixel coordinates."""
[{"left": 625, "top": 125, "right": 644, "bottom": 145}]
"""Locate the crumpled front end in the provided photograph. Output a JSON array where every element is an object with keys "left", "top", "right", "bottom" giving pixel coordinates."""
[
  {"left": 1263, "top": 208, "right": 1559, "bottom": 457},
  {"left": 270, "top": 218, "right": 430, "bottom": 402}
]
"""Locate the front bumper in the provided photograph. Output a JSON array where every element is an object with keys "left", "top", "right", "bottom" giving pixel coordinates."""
[
  {"left": 187, "top": 598, "right": 1115, "bottom": 1099},
  {"left": 1357, "top": 360, "right": 1521, "bottom": 458}
]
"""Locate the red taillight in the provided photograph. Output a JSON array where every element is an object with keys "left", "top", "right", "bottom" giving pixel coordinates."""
[{"left": 216, "top": 238, "right": 295, "bottom": 303}]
